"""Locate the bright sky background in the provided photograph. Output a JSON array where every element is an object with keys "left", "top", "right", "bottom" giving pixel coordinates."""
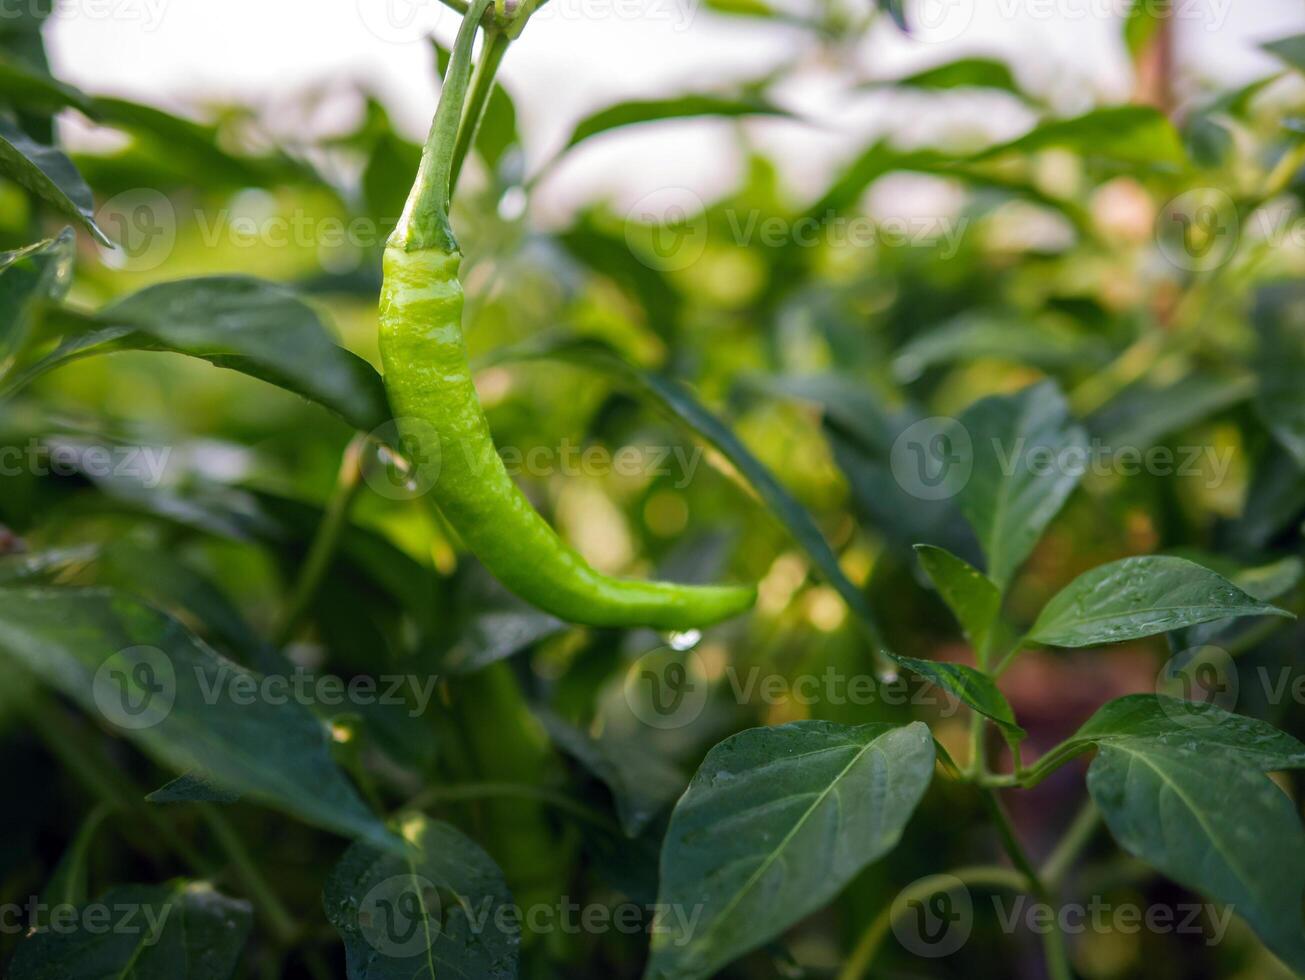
[{"left": 48, "top": 0, "right": 1304, "bottom": 216}]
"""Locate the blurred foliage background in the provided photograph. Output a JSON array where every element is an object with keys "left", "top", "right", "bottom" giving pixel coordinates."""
[{"left": 1, "top": 0, "right": 1305, "bottom": 977}]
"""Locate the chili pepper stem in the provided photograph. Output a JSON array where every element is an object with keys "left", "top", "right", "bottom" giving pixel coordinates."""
[{"left": 392, "top": 0, "right": 496, "bottom": 252}]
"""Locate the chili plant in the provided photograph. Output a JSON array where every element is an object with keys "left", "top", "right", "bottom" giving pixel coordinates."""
[{"left": 0, "top": 1, "right": 1303, "bottom": 979}]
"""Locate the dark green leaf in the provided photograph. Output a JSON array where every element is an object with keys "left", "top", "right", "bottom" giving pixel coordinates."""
[
  {"left": 645, "top": 721, "right": 934, "bottom": 980},
  {"left": 0, "top": 118, "right": 109, "bottom": 244},
  {"left": 0, "top": 228, "right": 75, "bottom": 362},
  {"left": 0, "top": 55, "right": 94, "bottom": 116},
  {"left": 914, "top": 544, "right": 1001, "bottom": 653},
  {"left": 1087, "top": 370, "right": 1254, "bottom": 447},
  {"left": 1171, "top": 554, "right": 1303, "bottom": 649},
  {"left": 3, "top": 278, "right": 390, "bottom": 431},
  {"left": 1254, "top": 283, "right": 1305, "bottom": 467},
  {"left": 1263, "top": 34, "right": 1305, "bottom": 73},
  {"left": 147, "top": 772, "right": 242, "bottom": 805},
  {"left": 959, "top": 381, "right": 1088, "bottom": 591},
  {"left": 324, "top": 814, "right": 519, "bottom": 979},
  {"left": 0, "top": 587, "right": 398, "bottom": 851},
  {"left": 1088, "top": 740, "right": 1305, "bottom": 974},
  {"left": 1184, "top": 113, "right": 1233, "bottom": 168},
  {"left": 891, "top": 654, "right": 1023, "bottom": 742},
  {"left": 893, "top": 314, "right": 1104, "bottom": 381},
  {"left": 538, "top": 709, "right": 683, "bottom": 837},
  {"left": 1029, "top": 556, "right": 1292, "bottom": 648},
  {"left": 10, "top": 882, "right": 252, "bottom": 980},
  {"left": 751, "top": 374, "right": 975, "bottom": 558},
  {"left": 1073, "top": 694, "right": 1305, "bottom": 771},
  {"left": 442, "top": 608, "right": 565, "bottom": 674}
]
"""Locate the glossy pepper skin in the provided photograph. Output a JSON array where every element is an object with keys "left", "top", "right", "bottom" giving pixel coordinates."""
[{"left": 378, "top": 244, "right": 756, "bottom": 629}]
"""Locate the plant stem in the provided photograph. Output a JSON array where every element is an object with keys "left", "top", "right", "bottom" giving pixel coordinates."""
[
  {"left": 981, "top": 789, "right": 1075, "bottom": 980},
  {"left": 450, "top": 28, "right": 509, "bottom": 194},
  {"left": 1019, "top": 739, "right": 1093, "bottom": 788},
  {"left": 980, "top": 789, "right": 1042, "bottom": 890},
  {"left": 275, "top": 434, "right": 366, "bottom": 647},
  {"left": 199, "top": 806, "right": 298, "bottom": 945},
  {"left": 392, "top": 0, "right": 495, "bottom": 251},
  {"left": 837, "top": 865, "right": 1027, "bottom": 980},
  {"left": 1041, "top": 800, "right": 1101, "bottom": 889},
  {"left": 967, "top": 710, "right": 988, "bottom": 778}
]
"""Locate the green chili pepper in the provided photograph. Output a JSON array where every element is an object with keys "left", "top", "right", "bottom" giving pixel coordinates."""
[{"left": 378, "top": 0, "right": 755, "bottom": 630}]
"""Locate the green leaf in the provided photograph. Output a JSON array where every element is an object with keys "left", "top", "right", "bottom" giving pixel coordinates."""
[
  {"left": 323, "top": 814, "right": 519, "bottom": 979},
  {"left": 442, "top": 608, "right": 564, "bottom": 674},
  {"left": 9, "top": 882, "right": 252, "bottom": 980},
  {"left": 751, "top": 374, "right": 974, "bottom": 557},
  {"left": 42, "top": 804, "right": 112, "bottom": 908},
  {"left": 538, "top": 709, "right": 684, "bottom": 837},
  {"left": 1087, "top": 370, "right": 1254, "bottom": 448},
  {"left": 959, "top": 381, "right": 1088, "bottom": 591},
  {"left": 1088, "top": 740, "right": 1305, "bottom": 974},
  {"left": 0, "top": 545, "right": 97, "bottom": 585},
  {"left": 1123, "top": 0, "right": 1165, "bottom": 60},
  {"left": 0, "top": 54, "right": 95, "bottom": 116},
  {"left": 482, "top": 339, "right": 891, "bottom": 650},
  {"left": 970, "top": 106, "right": 1187, "bottom": 171},
  {"left": 865, "top": 57, "right": 1023, "bottom": 97},
  {"left": 893, "top": 314, "right": 1105, "bottom": 381},
  {"left": 1263, "top": 34, "right": 1305, "bottom": 73},
  {"left": 561, "top": 92, "right": 788, "bottom": 154},
  {"left": 1073, "top": 694, "right": 1305, "bottom": 771},
  {"left": 92, "top": 96, "right": 310, "bottom": 190},
  {"left": 1184, "top": 113, "right": 1233, "bottom": 168},
  {"left": 891, "top": 654, "right": 1024, "bottom": 743},
  {"left": 875, "top": 0, "right": 909, "bottom": 31},
  {"left": 147, "top": 772, "right": 242, "bottom": 805},
  {"left": 645, "top": 721, "right": 934, "bottom": 980},
  {"left": 556, "top": 214, "right": 682, "bottom": 340},
  {"left": 100, "top": 540, "right": 280, "bottom": 672},
  {"left": 2, "top": 277, "right": 390, "bottom": 431},
  {"left": 1254, "top": 283, "right": 1305, "bottom": 467},
  {"left": 1029, "top": 556, "right": 1293, "bottom": 648},
  {"left": 0, "top": 228, "right": 75, "bottom": 362},
  {"left": 0, "top": 587, "right": 399, "bottom": 852},
  {"left": 1171, "top": 554, "right": 1303, "bottom": 649},
  {"left": 914, "top": 544, "right": 1001, "bottom": 653},
  {"left": 0, "top": 118, "right": 110, "bottom": 244}
]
